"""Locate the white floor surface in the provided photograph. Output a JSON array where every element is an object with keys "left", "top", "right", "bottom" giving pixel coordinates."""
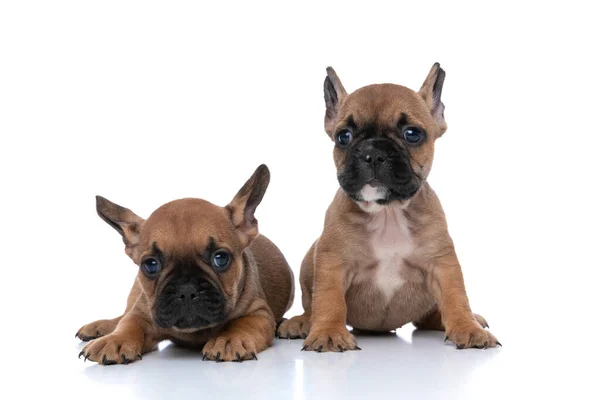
[{"left": 35, "top": 324, "right": 595, "bottom": 400}]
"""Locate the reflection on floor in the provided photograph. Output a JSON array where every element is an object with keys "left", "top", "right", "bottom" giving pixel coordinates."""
[{"left": 71, "top": 327, "right": 512, "bottom": 399}]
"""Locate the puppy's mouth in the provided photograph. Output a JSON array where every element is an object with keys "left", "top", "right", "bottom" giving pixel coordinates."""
[
  {"left": 345, "top": 178, "right": 421, "bottom": 206},
  {"left": 155, "top": 311, "right": 224, "bottom": 332},
  {"left": 173, "top": 315, "right": 211, "bottom": 330}
]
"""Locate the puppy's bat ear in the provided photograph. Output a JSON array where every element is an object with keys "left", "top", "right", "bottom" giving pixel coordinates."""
[
  {"left": 419, "top": 62, "right": 447, "bottom": 136},
  {"left": 324, "top": 66, "right": 348, "bottom": 135},
  {"left": 226, "top": 164, "right": 270, "bottom": 246},
  {"left": 96, "top": 196, "right": 144, "bottom": 260}
]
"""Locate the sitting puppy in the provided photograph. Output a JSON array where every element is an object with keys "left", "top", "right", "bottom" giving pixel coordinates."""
[
  {"left": 278, "top": 64, "right": 500, "bottom": 351},
  {"left": 76, "top": 165, "right": 294, "bottom": 363}
]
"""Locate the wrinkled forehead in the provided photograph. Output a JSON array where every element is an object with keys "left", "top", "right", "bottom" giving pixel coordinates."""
[
  {"left": 140, "top": 199, "right": 238, "bottom": 254},
  {"left": 339, "top": 84, "right": 433, "bottom": 129}
]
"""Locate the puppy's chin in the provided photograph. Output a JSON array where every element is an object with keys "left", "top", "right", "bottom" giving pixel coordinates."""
[
  {"left": 170, "top": 324, "right": 218, "bottom": 334},
  {"left": 352, "top": 185, "right": 389, "bottom": 213}
]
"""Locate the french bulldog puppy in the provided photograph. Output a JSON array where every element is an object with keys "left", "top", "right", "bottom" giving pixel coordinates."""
[
  {"left": 278, "top": 64, "right": 499, "bottom": 351},
  {"left": 77, "top": 165, "right": 294, "bottom": 363}
]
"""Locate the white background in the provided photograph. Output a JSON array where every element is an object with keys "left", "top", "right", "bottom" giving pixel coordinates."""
[{"left": 1, "top": 1, "right": 599, "bottom": 399}]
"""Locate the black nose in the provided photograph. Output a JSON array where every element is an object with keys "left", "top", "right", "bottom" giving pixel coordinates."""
[
  {"left": 361, "top": 145, "right": 389, "bottom": 167},
  {"left": 175, "top": 283, "right": 200, "bottom": 305}
]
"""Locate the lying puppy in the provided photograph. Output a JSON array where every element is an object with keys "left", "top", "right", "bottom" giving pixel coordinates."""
[
  {"left": 77, "top": 165, "right": 294, "bottom": 363},
  {"left": 278, "top": 64, "right": 500, "bottom": 351}
]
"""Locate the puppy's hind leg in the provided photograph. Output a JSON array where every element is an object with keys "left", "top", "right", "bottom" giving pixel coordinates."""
[
  {"left": 277, "top": 241, "right": 314, "bottom": 340},
  {"left": 277, "top": 313, "right": 311, "bottom": 339},
  {"left": 76, "top": 316, "right": 122, "bottom": 341},
  {"left": 412, "top": 306, "right": 489, "bottom": 331}
]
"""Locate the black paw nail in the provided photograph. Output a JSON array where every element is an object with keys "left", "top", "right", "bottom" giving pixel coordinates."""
[
  {"left": 102, "top": 355, "right": 116, "bottom": 365},
  {"left": 355, "top": 346, "right": 362, "bottom": 351},
  {"left": 136, "top": 354, "right": 142, "bottom": 360},
  {"left": 337, "top": 344, "right": 344, "bottom": 352},
  {"left": 121, "top": 354, "right": 129, "bottom": 365},
  {"left": 202, "top": 353, "right": 208, "bottom": 361},
  {"left": 301, "top": 345, "right": 308, "bottom": 351},
  {"left": 456, "top": 344, "right": 466, "bottom": 350},
  {"left": 84, "top": 353, "right": 90, "bottom": 362},
  {"left": 444, "top": 336, "right": 449, "bottom": 342},
  {"left": 235, "top": 353, "right": 241, "bottom": 362},
  {"left": 78, "top": 350, "right": 84, "bottom": 359},
  {"left": 316, "top": 345, "right": 323, "bottom": 353},
  {"left": 496, "top": 341, "right": 502, "bottom": 347},
  {"left": 251, "top": 352, "right": 258, "bottom": 360}
]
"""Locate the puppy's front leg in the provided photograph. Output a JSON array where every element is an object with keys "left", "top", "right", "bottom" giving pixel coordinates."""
[
  {"left": 79, "top": 311, "right": 157, "bottom": 365},
  {"left": 303, "top": 253, "right": 359, "bottom": 352},
  {"left": 430, "top": 251, "right": 500, "bottom": 349},
  {"left": 202, "top": 301, "right": 276, "bottom": 362}
]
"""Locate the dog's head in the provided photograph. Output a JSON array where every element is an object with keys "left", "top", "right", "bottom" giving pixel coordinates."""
[
  {"left": 95, "top": 165, "right": 270, "bottom": 332},
  {"left": 323, "top": 63, "right": 447, "bottom": 211}
]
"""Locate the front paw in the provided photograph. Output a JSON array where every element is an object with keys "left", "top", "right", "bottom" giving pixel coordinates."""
[
  {"left": 79, "top": 334, "right": 143, "bottom": 365},
  {"left": 446, "top": 322, "right": 500, "bottom": 349},
  {"left": 202, "top": 333, "right": 266, "bottom": 362},
  {"left": 302, "top": 326, "right": 360, "bottom": 352}
]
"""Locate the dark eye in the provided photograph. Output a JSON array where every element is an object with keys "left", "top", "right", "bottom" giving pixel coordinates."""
[
  {"left": 141, "top": 258, "right": 161, "bottom": 276},
  {"left": 402, "top": 127, "right": 424, "bottom": 144},
  {"left": 336, "top": 129, "right": 353, "bottom": 147},
  {"left": 212, "top": 250, "right": 231, "bottom": 271}
]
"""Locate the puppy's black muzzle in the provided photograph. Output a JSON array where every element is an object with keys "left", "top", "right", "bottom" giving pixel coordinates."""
[
  {"left": 154, "top": 273, "right": 225, "bottom": 330},
  {"left": 338, "top": 137, "right": 421, "bottom": 203}
]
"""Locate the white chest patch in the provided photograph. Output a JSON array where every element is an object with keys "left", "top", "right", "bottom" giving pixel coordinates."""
[{"left": 367, "top": 205, "right": 414, "bottom": 303}]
